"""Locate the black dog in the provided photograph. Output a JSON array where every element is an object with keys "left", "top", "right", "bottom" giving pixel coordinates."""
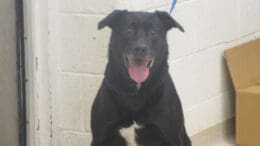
[{"left": 91, "top": 10, "right": 191, "bottom": 146}]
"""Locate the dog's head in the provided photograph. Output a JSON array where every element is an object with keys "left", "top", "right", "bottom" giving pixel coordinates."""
[{"left": 98, "top": 10, "right": 184, "bottom": 84}]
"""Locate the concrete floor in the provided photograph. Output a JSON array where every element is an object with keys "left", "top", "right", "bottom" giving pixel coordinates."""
[{"left": 191, "top": 118, "right": 236, "bottom": 146}]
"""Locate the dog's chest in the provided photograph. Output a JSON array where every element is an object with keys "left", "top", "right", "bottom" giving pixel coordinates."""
[{"left": 119, "top": 121, "right": 142, "bottom": 146}]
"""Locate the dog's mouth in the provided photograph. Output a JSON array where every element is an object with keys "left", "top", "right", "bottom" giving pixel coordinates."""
[{"left": 125, "top": 55, "right": 154, "bottom": 83}]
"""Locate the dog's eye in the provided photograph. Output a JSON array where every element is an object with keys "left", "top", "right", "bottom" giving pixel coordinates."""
[
  {"left": 151, "top": 29, "right": 156, "bottom": 35},
  {"left": 127, "top": 28, "right": 133, "bottom": 34}
]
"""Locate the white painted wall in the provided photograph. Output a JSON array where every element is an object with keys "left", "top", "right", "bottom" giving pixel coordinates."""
[{"left": 25, "top": 0, "right": 260, "bottom": 145}]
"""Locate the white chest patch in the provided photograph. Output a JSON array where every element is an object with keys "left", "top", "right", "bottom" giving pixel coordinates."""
[{"left": 119, "top": 122, "right": 142, "bottom": 146}]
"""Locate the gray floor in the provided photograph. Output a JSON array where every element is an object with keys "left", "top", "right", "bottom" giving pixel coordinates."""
[{"left": 191, "top": 118, "right": 236, "bottom": 146}]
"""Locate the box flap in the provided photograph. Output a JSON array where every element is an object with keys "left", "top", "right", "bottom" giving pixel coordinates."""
[
  {"left": 238, "top": 85, "right": 260, "bottom": 94},
  {"left": 225, "top": 39, "right": 260, "bottom": 90}
]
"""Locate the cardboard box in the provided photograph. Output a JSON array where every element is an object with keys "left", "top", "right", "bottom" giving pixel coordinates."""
[{"left": 225, "top": 39, "right": 260, "bottom": 145}]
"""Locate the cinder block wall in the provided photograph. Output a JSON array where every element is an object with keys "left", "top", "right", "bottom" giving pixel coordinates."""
[{"left": 46, "top": 0, "right": 260, "bottom": 145}]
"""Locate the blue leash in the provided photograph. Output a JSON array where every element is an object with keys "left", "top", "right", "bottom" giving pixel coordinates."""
[{"left": 169, "top": 0, "right": 177, "bottom": 14}]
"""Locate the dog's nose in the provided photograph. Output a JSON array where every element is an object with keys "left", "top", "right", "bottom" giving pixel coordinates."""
[{"left": 133, "top": 46, "right": 147, "bottom": 56}]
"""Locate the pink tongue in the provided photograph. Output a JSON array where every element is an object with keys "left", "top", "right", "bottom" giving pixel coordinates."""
[{"left": 128, "top": 60, "right": 149, "bottom": 83}]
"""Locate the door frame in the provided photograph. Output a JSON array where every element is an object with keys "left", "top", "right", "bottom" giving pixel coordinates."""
[{"left": 23, "top": 0, "right": 53, "bottom": 145}]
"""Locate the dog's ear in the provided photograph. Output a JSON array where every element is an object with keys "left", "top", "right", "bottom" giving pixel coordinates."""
[
  {"left": 98, "top": 10, "right": 127, "bottom": 30},
  {"left": 155, "top": 11, "right": 184, "bottom": 32}
]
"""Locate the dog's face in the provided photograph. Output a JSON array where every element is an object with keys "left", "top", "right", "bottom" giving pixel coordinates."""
[{"left": 98, "top": 10, "right": 184, "bottom": 84}]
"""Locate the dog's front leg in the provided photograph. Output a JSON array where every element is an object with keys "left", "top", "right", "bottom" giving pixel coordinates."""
[
  {"left": 91, "top": 89, "right": 126, "bottom": 146},
  {"left": 150, "top": 120, "right": 184, "bottom": 146},
  {"left": 149, "top": 104, "right": 188, "bottom": 146},
  {"left": 150, "top": 117, "right": 191, "bottom": 146}
]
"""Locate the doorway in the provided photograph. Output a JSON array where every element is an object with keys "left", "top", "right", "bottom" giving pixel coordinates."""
[{"left": 0, "top": 0, "right": 26, "bottom": 145}]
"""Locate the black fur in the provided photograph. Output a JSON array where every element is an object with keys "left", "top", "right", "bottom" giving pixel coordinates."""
[{"left": 91, "top": 10, "right": 191, "bottom": 146}]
